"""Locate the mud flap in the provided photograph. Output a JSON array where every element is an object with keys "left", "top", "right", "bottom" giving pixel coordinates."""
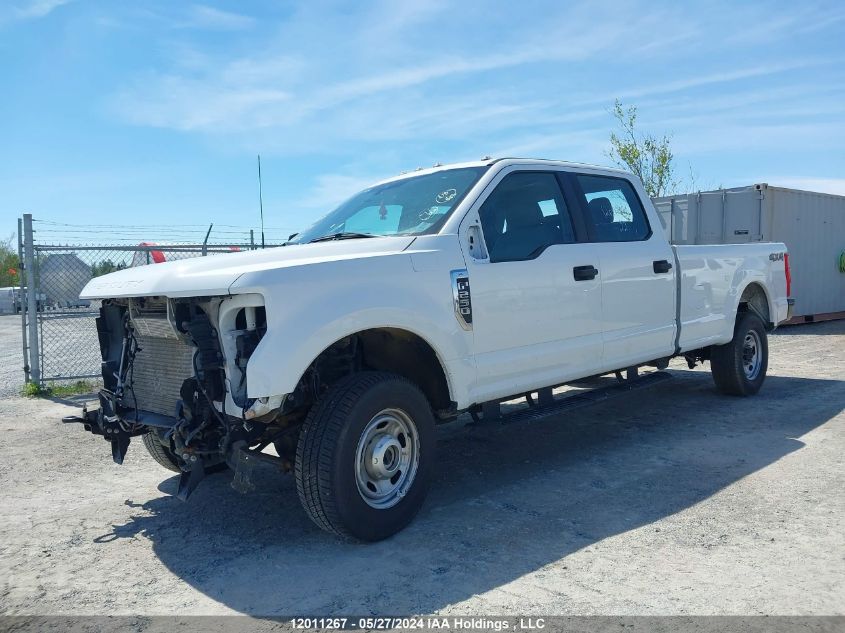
[{"left": 176, "top": 460, "right": 206, "bottom": 501}]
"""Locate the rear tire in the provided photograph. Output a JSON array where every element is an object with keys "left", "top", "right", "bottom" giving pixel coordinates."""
[
  {"left": 141, "top": 431, "right": 227, "bottom": 474},
  {"left": 295, "top": 371, "right": 435, "bottom": 542},
  {"left": 710, "top": 312, "right": 768, "bottom": 396}
]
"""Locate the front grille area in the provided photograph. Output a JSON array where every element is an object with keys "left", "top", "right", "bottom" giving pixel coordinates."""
[{"left": 127, "top": 333, "right": 195, "bottom": 417}]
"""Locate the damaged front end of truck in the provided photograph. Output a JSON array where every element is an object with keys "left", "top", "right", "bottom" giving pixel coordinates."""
[{"left": 63, "top": 294, "right": 298, "bottom": 500}]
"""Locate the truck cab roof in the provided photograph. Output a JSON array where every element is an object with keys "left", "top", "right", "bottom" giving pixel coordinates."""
[{"left": 374, "top": 157, "right": 636, "bottom": 188}]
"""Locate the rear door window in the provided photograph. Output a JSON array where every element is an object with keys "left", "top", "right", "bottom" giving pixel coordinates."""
[{"left": 575, "top": 174, "right": 651, "bottom": 242}]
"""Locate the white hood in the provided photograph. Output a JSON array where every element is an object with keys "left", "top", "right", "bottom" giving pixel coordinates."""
[{"left": 80, "top": 236, "right": 416, "bottom": 299}]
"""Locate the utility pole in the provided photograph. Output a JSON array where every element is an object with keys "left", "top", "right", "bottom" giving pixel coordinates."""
[{"left": 22, "top": 214, "right": 40, "bottom": 385}]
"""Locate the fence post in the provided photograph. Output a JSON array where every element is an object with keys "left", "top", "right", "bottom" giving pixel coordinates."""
[
  {"left": 22, "top": 214, "right": 41, "bottom": 385},
  {"left": 18, "top": 218, "right": 30, "bottom": 383}
]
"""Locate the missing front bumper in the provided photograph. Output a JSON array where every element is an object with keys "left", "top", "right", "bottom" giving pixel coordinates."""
[{"left": 62, "top": 390, "right": 174, "bottom": 465}]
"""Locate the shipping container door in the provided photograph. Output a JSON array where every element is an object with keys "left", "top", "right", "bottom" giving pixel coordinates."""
[{"left": 698, "top": 189, "right": 761, "bottom": 244}]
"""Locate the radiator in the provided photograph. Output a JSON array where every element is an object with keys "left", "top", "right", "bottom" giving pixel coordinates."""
[{"left": 127, "top": 333, "right": 195, "bottom": 417}]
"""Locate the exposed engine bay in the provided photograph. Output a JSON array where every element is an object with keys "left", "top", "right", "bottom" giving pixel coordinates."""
[{"left": 63, "top": 295, "right": 311, "bottom": 500}]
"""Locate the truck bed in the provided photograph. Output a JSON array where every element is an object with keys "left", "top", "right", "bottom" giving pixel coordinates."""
[{"left": 675, "top": 242, "right": 790, "bottom": 352}]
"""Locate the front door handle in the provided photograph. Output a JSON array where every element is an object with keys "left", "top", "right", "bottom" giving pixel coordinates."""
[
  {"left": 653, "top": 259, "right": 673, "bottom": 274},
  {"left": 573, "top": 265, "right": 598, "bottom": 281}
]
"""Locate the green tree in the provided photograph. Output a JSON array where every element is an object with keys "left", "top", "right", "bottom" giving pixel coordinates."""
[
  {"left": 91, "top": 259, "right": 126, "bottom": 277},
  {"left": 606, "top": 99, "right": 677, "bottom": 198},
  {"left": 0, "top": 234, "right": 21, "bottom": 287}
]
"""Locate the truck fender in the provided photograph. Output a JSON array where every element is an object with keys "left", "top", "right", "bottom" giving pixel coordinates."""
[
  {"left": 244, "top": 305, "right": 472, "bottom": 407},
  {"left": 730, "top": 279, "right": 774, "bottom": 328}
]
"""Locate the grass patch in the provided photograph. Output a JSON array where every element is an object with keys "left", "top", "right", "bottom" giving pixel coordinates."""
[
  {"left": 20, "top": 380, "right": 97, "bottom": 398},
  {"left": 21, "top": 381, "right": 43, "bottom": 397}
]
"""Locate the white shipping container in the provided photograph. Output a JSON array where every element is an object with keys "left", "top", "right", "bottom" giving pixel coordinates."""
[{"left": 653, "top": 184, "right": 845, "bottom": 321}]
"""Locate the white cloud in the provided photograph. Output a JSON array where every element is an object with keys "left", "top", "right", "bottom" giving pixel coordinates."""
[
  {"left": 719, "top": 4, "right": 845, "bottom": 43},
  {"left": 288, "top": 174, "right": 380, "bottom": 214},
  {"left": 184, "top": 5, "right": 254, "bottom": 31},
  {"left": 109, "top": 1, "right": 688, "bottom": 147},
  {"left": 573, "top": 58, "right": 834, "bottom": 107},
  {"left": 112, "top": 53, "right": 303, "bottom": 131},
  {"left": 7, "top": 0, "right": 71, "bottom": 21},
  {"left": 487, "top": 128, "right": 610, "bottom": 162},
  {"left": 115, "top": 81, "right": 291, "bottom": 131},
  {"left": 103, "top": 0, "right": 845, "bottom": 192},
  {"left": 262, "top": 173, "right": 385, "bottom": 233},
  {"left": 673, "top": 120, "right": 840, "bottom": 155}
]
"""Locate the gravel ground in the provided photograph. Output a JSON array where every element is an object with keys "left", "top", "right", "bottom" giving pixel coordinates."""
[
  {"left": 0, "top": 315, "right": 26, "bottom": 398},
  {"left": 0, "top": 320, "right": 843, "bottom": 616}
]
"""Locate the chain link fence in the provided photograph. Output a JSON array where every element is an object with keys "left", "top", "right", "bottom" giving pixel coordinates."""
[{"left": 17, "top": 215, "right": 283, "bottom": 386}]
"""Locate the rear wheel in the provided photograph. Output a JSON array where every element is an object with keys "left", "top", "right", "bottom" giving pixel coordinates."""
[
  {"left": 710, "top": 312, "right": 768, "bottom": 396},
  {"left": 295, "top": 371, "right": 435, "bottom": 541}
]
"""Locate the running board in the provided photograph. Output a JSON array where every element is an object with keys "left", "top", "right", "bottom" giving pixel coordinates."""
[{"left": 476, "top": 371, "right": 673, "bottom": 426}]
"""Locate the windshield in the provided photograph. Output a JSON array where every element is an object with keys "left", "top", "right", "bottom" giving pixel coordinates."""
[{"left": 289, "top": 167, "right": 488, "bottom": 244}]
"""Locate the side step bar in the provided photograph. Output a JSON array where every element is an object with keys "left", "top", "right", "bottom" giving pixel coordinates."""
[{"left": 473, "top": 370, "right": 673, "bottom": 426}]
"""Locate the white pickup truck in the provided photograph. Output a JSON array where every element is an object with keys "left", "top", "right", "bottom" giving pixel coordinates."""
[{"left": 71, "top": 158, "right": 793, "bottom": 541}]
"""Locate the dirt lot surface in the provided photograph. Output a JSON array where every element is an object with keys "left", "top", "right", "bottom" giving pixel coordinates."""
[
  {"left": 0, "top": 321, "right": 843, "bottom": 616},
  {"left": 0, "top": 315, "right": 25, "bottom": 399}
]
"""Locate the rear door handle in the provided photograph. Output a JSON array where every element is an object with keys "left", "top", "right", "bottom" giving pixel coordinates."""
[
  {"left": 653, "top": 259, "right": 672, "bottom": 274},
  {"left": 573, "top": 265, "right": 598, "bottom": 281}
]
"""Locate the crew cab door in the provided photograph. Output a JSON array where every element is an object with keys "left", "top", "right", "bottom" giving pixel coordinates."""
[
  {"left": 459, "top": 169, "right": 603, "bottom": 403},
  {"left": 569, "top": 172, "right": 676, "bottom": 368}
]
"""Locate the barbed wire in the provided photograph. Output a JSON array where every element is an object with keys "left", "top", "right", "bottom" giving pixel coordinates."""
[
  {"left": 36, "top": 228, "right": 260, "bottom": 234},
  {"left": 33, "top": 219, "right": 301, "bottom": 232},
  {"left": 30, "top": 221, "right": 301, "bottom": 245}
]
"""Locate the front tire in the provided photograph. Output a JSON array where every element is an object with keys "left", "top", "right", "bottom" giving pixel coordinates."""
[
  {"left": 710, "top": 312, "right": 768, "bottom": 396},
  {"left": 141, "top": 431, "right": 228, "bottom": 474},
  {"left": 295, "top": 371, "right": 435, "bottom": 541}
]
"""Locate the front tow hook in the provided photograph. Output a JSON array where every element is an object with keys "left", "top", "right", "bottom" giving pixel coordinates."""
[{"left": 62, "top": 410, "right": 132, "bottom": 465}]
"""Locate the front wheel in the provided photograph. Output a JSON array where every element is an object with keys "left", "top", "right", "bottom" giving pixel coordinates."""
[
  {"left": 141, "top": 431, "right": 228, "bottom": 474},
  {"left": 295, "top": 371, "right": 435, "bottom": 541},
  {"left": 710, "top": 312, "right": 768, "bottom": 396}
]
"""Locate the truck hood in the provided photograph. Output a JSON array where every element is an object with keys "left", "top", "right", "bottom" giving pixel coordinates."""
[{"left": 80, "top": 236, "right": 416, "bottom": 299}]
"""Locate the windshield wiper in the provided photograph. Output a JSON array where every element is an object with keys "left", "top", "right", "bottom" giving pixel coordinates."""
[{"left": 308, "top": 232, "right": 376, "bottom": 243}]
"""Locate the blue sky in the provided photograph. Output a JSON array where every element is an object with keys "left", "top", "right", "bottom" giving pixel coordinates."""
[{"left": 1, "top": 0, "right": 843, "bottom": 244}]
